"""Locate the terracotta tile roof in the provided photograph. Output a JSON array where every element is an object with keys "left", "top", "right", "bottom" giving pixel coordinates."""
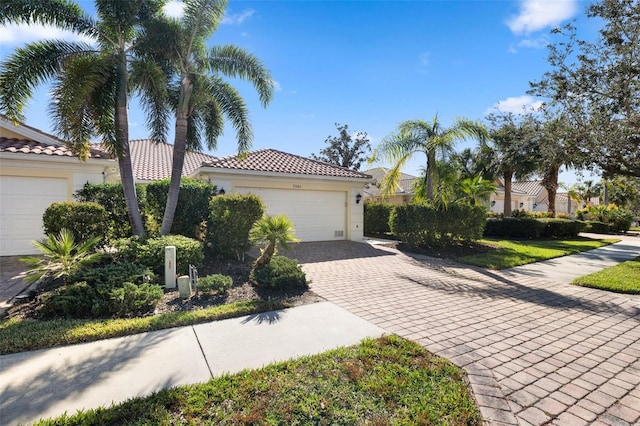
[
  {"left": 129, "top": 139, "right": 216, "bottom": 181},
  {"left": 362, "top": 168, "right": 417, "bottom": 197},
  {"left": 512, "top": 181, "right": 545, "bottom": 196},
  {"left": 203, "top": 149, "right": 372, "bottom": 179},
  {"left": 0, "top": 137, "right": 111, "bottom": 158}
]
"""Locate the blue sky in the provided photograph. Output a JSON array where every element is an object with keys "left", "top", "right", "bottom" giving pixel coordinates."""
[{"left": 0, "top": 0, "right": 599, "bottom": 185}]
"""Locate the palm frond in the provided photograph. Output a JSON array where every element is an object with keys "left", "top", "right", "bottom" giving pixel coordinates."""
[
  {"left": 182, "top": 0, "right": 227, "bottom": 47},
  {"left": 207, "top": 76, "right": 252, "bottom": 154},
  {"left": 130, "top": 57, "right": 171, "bottom": 142},
  {"left": 1, "top": 0, "right": 97, "bottom": 38}
]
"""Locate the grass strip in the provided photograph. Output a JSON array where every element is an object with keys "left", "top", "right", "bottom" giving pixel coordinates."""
[
  {"left": 457, "top": 237, "right": 618, "bottom": 270},
  {"left": 0, "top": 300, "right": 288, "bottom": 355},
  {"left": 34, "top": 335, "right": 482, "bottom": 425},
  {"left": 573, "top": 256, "right": 640, "bottom": 294}
]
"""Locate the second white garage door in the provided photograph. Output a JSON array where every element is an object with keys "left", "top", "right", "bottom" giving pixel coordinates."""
[
  {"left": 0, "top": 176, "right": 69, "bottom": 256},
  {"left": 236, "top": 188, "right": 346, "bottom": 242}
]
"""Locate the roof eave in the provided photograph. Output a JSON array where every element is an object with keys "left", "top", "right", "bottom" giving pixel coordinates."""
[{"left": 197, "top": 166, "right": 375, "bottom": 183}]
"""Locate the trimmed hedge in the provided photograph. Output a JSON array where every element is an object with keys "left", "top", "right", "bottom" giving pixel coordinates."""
[
  {"left": 484, "top": 218, "right": 585, "bottom": 239},
  {"left": 114, "top": 235, "right": 204, "bottom": 276},
  {"left": 364, "top": 202, "right": 393, "bottom": 236},
  {"left": 75, "top": 183, "right": 147, "bottom": 240},
  {"left": 584, "top": 221, "right": 612, "bottom": 234},
  {"left": 252, "top": 256, "right": 308, "bottom": 291},
  {"left": 576, "top": 205, "right": 633, "bottom": 233},
  {"left": 390, "top": 203, "right": 486, "bottom": 248},
  {"left": 207, "top": 194, "right": 265, "bottom": 260},
  {"left": 146, "top": 178, "right": 217, "bottom": 239},
  {"left": 43, "top": 202, "right": 108, "bottom": 243}
]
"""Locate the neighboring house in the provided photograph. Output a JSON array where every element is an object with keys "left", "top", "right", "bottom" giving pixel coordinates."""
[
  {"left": 125, "top": 139, "right": 373, "bottom": 242},
  {"left": 491, "top": 180, "right": 595, "bottom": 215},
  {"left": 362, "top": 167, "right": 417, "bottom": 205},
  {"left": 0, "top": 116, "right": 115, "bottom": 256}
]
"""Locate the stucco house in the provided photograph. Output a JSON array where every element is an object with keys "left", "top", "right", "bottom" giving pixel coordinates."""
[
  {"left": 0, "top": 117, "right": 116, "bottom": 256},
  {"left": 0, "top": 118, "right": 372, "bottom": 255},
  {"left": 362, "top": 167, "right": 416, "bottom": 205}
]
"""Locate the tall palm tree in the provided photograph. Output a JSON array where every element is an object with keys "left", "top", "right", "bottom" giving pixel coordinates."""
[
  {"left": 485, "top": 112, "right": 538, "bottom": 216},
  {"left": 373, "top": 115, "right": 486, "bottom": 201},
  {"left": 135, "top": 0, "right": 274, "bottom": 235},
  {"left": 0, "top": 0, "right": 162, "bottom": 236}
]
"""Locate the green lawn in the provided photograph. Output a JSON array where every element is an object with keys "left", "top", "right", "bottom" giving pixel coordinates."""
[
  {"left": 573, "top": 256, "right": 640, "bottom": 294},
  {"left": 0, "top": 300, "right": 287, "bottom": 355},
  {"left": 457, "top": 237, "right": 618, "bottom": 270},
  {"left": 34, "top": 336, "right": 481, "bottom": 426}
]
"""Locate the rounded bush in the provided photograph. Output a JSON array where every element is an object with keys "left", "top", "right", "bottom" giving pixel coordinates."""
[
  {"left": 114, "top": 235, "right": 204, "bottom": 276},
  {"left": 43, "top": 202, "right": 108, "bottom": 243},
  {"left": 252, "top": 256, "right": 308, "bottom": 291},
  {"left": 197, "top": 274, "right": 233, "bottom": 293},
  {"left": 40, "top": 281, "right": 96, "bottom": 318}
]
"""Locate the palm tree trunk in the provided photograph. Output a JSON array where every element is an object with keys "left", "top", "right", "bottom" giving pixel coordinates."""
[
  {"left": 116, "top": 52, "right": 145, "bottom": 236},
  {"left": 250, "top": 243, "right": 275, "bottom": 278},
  {"left": 503, "top": 169, "right": 513, "bottom": 217},
  {"left": 542, "top": 166, "right": 560, "bottom": 218},
  {"left": 161, "top": 111, "right": 189, "bottom": 235},
  {"left": 426, "top": 150, "right": 436, "bottom": 200}
]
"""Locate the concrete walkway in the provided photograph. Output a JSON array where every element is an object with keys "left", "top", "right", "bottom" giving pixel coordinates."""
[
  {"left": 297, "top": 237, "right": 640, "bottom": 425},
  {"left": 0, "top": 302, "right": 384, "bottom": 425}
]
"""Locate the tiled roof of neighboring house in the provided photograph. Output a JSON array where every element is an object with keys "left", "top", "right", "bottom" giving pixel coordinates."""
[
  {"left": 512, "top": 181, "right": 545, "bottom": 196},
  {"left": 129, "top": 139, "right": 216, "bottom": 181},
  {"left": 362, "top": 167, "right": 417, "bottom": 197},
  {"left": 0, "top": 137, "right": 111, "bottom": 159},
  {"left": 203, "top": 149, "right": 372, "bottom": 179},
  {"left": 494, "top": 180, "right": 530, "bottom": 195}
]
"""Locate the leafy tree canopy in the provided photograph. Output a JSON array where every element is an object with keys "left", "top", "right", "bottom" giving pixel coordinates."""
[
  {"left": 529, "top": 0, "right": 640, "bottom": 178},
  {"left": 310, "top": 123, "right": 371, "bottom": 171}
]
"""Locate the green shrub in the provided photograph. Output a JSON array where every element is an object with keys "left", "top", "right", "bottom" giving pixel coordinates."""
[
  {"left": 585, "top": 221, "right": 612, "bottom": 234},
  {"left": 40, "top": 282, "right": 97, "bottom": 318},
  {"left": 389, "top": 203, "right": 486, "bottom": 248},
  {"left": 575, "top": 204, "right": 633, "bottom": 233},
  {"left": 107, "top": 282, "right": 164, "bottom": 318},
  {"left": 252, "top": 256, "right": 308, "bottom": 291},
  {"left": 197, "top": 274, "right": 233, "bottom": 294},
  {"left": 43, "top": 202, "right": 108, "bottom": 243},
  {"left": 207, "top": 194, "right": 265, "bottom": 260},
  {"left": 484, "top": 218, "right": 545, "bottom": 239},
  {"left": 70, "top": 262, "right": 155, "bottom": 288},
  {"left": 114, "top": 235, "right": 204, "bottom": 276},
  {"left": 42, "top": 263, "right": 164, "bottom": 319},
  {"left": 146, "top": 178, "right": 217, "bottom": 239},
  {"left": 538, "top": 219, "right": 586, "bottom": 238},
  {"left": 75, "top": 183, "right": 148, "bottom": 240},
  {"left": 364, "top": 202, "right": 393, "bottom": 236}
]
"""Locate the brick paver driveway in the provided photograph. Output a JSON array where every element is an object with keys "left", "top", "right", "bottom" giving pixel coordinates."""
[{"left": 288, "top": 241, "right": 640, "bottom": 425}]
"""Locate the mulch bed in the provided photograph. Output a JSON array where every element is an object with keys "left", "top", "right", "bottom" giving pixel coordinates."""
[
  {"left": 397, "top": 241, "right": 498, "bottom": 260},
  {"left": 6, "top": 259, "right": 323, "bottom": 321}
]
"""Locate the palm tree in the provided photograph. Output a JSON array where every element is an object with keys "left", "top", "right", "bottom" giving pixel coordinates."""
[
  {"left": 135, "top": 0, "right": 274, "bottom": 235},
  {"left": 21, "top": 229, "right": 103, "bottom": 285},
  {"left": 249, "top": 215, "right": 299, "bottom": 277},
  {"left": 373, "top": 115, "right": 487, "bottom": 201},
  {"left": 457, "top": 176, "right": 497, "bottom": 206},
  {"left": 0, "top": 0, "right": 161, "bottom": 235},
  {"left": 485, "top": 112, "right": 538, "bottom": 216}
]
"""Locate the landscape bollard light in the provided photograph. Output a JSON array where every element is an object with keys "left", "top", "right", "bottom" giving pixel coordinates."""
[{"left": 165, "top": 246, "right": 176, "bottom": 289}]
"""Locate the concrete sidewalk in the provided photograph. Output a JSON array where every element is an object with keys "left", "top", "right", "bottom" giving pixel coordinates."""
[
  {"left": 0, "top": 302, "right": 384, "bottom": 426},
  {"left": 502, "top": 233, "right": 640, "bottom": 284}
]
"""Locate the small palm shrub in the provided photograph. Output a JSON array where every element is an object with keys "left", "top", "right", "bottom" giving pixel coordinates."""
[
  {"left": 21, "top": 229, "right": 104, "bottom": 285},
  {"left": 249, "top": 214, "right": 299, "bottom": 278},
  {"left": 197, "top": 274, "right": 233, "bottom": 294},
  {"left": 252, "top": 256, "right": 308, "bottom": 291}
]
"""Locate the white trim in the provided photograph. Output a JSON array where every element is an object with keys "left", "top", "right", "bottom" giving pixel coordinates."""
[
  {"left": 197, "top": 166, "right": 374, "bottom": 184},
  {"left": 0, "top": 116, "right": 65, "bottom": 146}
]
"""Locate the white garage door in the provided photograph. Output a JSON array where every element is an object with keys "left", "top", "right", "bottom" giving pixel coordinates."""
[
  {"left": 236, "top": 188, "right": 346, "bottom": 242},
  {"left": 0, "top": 176, "right": 69, "bottom": 256}
]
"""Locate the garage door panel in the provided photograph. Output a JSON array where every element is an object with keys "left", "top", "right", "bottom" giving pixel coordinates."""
[
  {"left": 236, "top": 188, "right": 346, "bottom": 242},
  {"left": 1, "top": 176, "right": 68, "bottom": 256}
]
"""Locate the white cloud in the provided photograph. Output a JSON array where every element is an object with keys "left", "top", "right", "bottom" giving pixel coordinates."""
[
  {"left": 508, "top": 35, "right": 550, "bottom": 53},
  {"left": 0, "top": 23, "right": 95, "bottom": 46},
  {"left": 163, "top": 0, "right": 185, "bottom": 18},
  {"left": 507, "top": 0, "right": 578, "bottom": 35},
  {"left": 419, "top": 51, "right": 431, "bottom": 67},
  {"left": 222, "top": 9, "right": 255, "bottom": 25},
  {"left": 271, "top": 80, "right": 282, "bottom": 92},
  {"left": 487, "top": 95, "right": 544, "bottom": 114}
]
